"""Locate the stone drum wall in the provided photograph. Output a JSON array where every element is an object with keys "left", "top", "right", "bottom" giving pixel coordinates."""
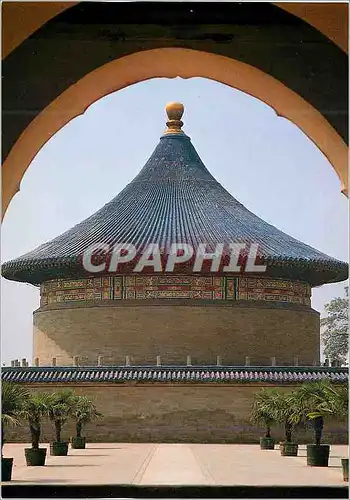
[{"left": 34, "top": 275, "right": 319, "bottom": 367}]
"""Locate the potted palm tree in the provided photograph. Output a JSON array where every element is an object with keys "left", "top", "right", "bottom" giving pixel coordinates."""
[
  {"left": 1, "top": 382, "right": 28, "bottom": 481},
  {"left": 70, "top": 396, "right": 102, "bottom": 449},
  {"left": 293, "top": 380, "right": 344, "bottom": 467},
  {"left": 48, "top": 390, "right": 75, "bottom": 456},
  {"left": 251, "top": 388, "right": 277, "bottom": 450},
  {"left": 21, "top": 392, "right": 53, "bottom": 466},
  {"left": 271, "top": 391, "right": 303, "bottom": 457},
  {"left": 325, "top": 383, "right": 348, "bottom": 481},
  {"left": 342, "top": 457, "right": 349, "bottom": 483}
]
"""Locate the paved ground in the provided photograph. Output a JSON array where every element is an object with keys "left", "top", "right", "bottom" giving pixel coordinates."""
[{"left": 2, "top": 443, "right": 348, "bottom": 486}]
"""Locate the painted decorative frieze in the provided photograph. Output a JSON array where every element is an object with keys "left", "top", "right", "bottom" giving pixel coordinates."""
[{"left": 40, "top": 275, "right": 311, "bottom": 307}]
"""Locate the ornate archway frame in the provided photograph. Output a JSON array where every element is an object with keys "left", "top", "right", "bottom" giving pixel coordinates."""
[{"left": 2, "top": 3, "right": 348, "bottom": 217}]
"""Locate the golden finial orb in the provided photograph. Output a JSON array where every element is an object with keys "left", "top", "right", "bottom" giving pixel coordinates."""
[{"left": 164, "top": 102, "right": 184, "bottom": 134}]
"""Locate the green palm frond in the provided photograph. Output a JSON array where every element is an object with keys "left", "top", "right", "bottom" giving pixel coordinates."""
[
  {"left": 290, "top": 380, "right": 348, "bottom": 423},
  {"left": 20, "top": 392, "right": 53, "bottom": 425},
  {"left": 307, "top": 411, "right": 324, "bottom": 420},
  {"left": 1, "top": 382, "right": 29, "bottom": 427},
  {"left": 1, "top": 413, "right": 21, "bottom": 428},
  {"left": 251, "top": 388, "right": 280, "bottom": 426},
  {"left": 71, "top": 396, "right": 103, "bottom": 425},
  {"left": 48, "top": 390, "right": 76, "bottom": 425}
]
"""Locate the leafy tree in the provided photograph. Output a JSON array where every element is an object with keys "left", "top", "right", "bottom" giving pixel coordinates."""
[
  {"left": 71, "top": 396, "right": 102, "bottom": 438},
  {"left": 1, "top": 383, "right": 28, "bottom": 454},
  {"left": 321, "top": 287, "right": 349, "bottom": 364}
]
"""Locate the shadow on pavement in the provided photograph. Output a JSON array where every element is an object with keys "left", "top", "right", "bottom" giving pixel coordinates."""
[
  {"left": 44, "top": 464, "right": 100, "bottom": 468},
  {"left": 66, "top": 454, "right": 110, "bottom": 457}
]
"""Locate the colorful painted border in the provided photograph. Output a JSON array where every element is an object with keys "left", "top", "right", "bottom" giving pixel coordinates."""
[{"left": 40, "top": 276, "right": 311, "bottom": 307}]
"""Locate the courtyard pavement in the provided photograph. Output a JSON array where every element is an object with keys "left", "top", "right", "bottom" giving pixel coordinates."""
[{"left": 2, "top": 443, "right": 348, "bottom": 486}]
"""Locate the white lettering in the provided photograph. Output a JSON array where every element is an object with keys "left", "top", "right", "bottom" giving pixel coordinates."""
[
  {"left": 193, "top": 243, "right": 224, "bottom": 272},
  {"left": 133, "top": 243, "right": 163, "bottom": 272},
  {"left": 223, "top": 243, "right": 246, "bottom": 272},
  {"left": 82, "top": 243, "right": 110, "bottom": 273},
  {"left": 244, "top": 243, "right": 267, "bottom": 273},
  {"left": 165, "top": 243, "right": 194, "bottom": 272},
  {"left": 109, "top": 243, "right": 136, "bottom": 272}
]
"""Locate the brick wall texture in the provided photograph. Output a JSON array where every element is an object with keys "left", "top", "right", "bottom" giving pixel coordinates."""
[
  {"left": 33, "top": 301, "right": 320, "bottom": 366},
  {"left": 5, "top": 384, "right": 347, "bottom": 444}
]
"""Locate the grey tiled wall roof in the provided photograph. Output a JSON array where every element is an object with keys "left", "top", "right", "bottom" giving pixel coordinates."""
[{"left": 2, "top": 366, "right": 347, "bottom": 384}]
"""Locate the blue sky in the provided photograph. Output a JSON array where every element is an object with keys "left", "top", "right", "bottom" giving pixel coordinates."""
[{"left": 1, "top": 77, "right": 348, "bottom": 364}]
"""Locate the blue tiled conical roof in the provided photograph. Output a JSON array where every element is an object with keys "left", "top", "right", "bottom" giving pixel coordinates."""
[{"left": 2, "top": 103, "right": 347, "bottom": 286}]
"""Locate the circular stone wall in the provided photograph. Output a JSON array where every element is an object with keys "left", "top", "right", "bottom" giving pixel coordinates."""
[{"left": 33, "top": 275, "right": 319, "bottom": 367}]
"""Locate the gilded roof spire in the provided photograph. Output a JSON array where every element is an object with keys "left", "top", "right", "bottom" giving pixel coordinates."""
[{"left": 164, "top": 102, "right": 184, "bottom": 134}]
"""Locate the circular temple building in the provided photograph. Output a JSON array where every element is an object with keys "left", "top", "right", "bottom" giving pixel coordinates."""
[
  {"left": 2, "top": 103, "right": 348, "bottom": 368},
  {"left": 2, "top": 103, "right": 348, "bottom": 443}
]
